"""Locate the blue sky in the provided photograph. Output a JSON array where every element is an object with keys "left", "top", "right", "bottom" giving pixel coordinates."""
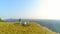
[
  {"left": 0, "top": 0, "right": 60, "bottom": 19},
  {"left": 0, "top": 0, "right": 42, "bottom": 19}
]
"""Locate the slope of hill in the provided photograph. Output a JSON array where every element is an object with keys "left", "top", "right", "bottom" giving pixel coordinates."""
[
  {"left": 0, "top": 22, "right": 56, "bottom": 34},
  {"left": 5, "top": 19, "right": 60, "bottom": 33},
  {"left": 29, "top": 19, "right": 60, "bottom": 33}
]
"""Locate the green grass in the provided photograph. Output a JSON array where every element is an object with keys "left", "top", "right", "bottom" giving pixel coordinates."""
[{"left": 0, "top": 22, "right": 57, "bottom": 34}]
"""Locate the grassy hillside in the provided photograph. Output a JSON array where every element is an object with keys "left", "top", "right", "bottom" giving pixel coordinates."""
[
  {"left": 5, "top": 19, "right": 60, "bottom": 33},
  {"left": 29, "top": 19, "right": 60, "bottom": 33},
  {"left": 0, "top": 22, "right": 56, "bottom": 34}
]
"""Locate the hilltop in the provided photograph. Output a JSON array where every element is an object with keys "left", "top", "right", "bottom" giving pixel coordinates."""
[
  {"left": 0, "top": 22, "right": 56, "bottom": 34},
  {"left": 4, "top": 19, "right": 60, "bottom": 33}
]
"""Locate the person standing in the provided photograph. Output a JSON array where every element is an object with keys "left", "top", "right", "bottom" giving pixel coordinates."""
[{"left": 19, "top": 18, "right": 21, "bottom": 22}]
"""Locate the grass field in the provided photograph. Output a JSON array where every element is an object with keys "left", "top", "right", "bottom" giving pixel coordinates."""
[{"left": 0, "top": 22, "right": 57, "bottom": 34}]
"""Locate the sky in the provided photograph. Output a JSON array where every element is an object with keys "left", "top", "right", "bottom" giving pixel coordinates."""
[{"left": 0, "top": 0, "right": 60, "bottom": 19}]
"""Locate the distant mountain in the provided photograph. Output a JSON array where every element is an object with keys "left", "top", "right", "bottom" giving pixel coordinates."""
[
  {"left": 4, "top": 19, "right": 60, "bottom": 33},
  {"left": 4, "top": 19, "right": 19, "bottom": 22},
  {"left": 5, "top": 19, "right": 28, "bottom": 22}
]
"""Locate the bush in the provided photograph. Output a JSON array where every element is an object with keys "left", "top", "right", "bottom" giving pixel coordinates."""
[{"left": 0, "top": 18, "right": 5, "bottom": 22}]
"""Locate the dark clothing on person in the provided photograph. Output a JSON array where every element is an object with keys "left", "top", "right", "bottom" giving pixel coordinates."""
[{"left": 19, "top": 19, "right": 21, "bottom": 22}]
